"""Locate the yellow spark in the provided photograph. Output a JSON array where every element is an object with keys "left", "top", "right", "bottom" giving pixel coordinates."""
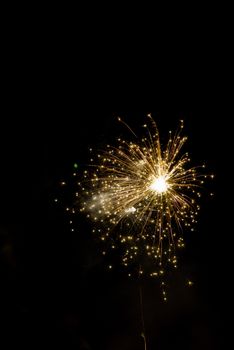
[
  {"left": 149, "top": 175, "right": 169, "bottom": 193},
  {"left": 78, "top": 115, "right": 209, "bottom": 276},
  {"left": 187, "top": 280, "right": 194, "bottom": 286}
]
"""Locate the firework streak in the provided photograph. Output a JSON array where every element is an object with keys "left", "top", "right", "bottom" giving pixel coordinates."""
[{"left": 78, "top": 115, "right": 211, "bottom": 278}]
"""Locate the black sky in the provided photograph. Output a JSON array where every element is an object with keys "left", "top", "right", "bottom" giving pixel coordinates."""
[
  {"left": 1, "top": 101, "right": 231, "bottom": 349},
  {"left": 0, "top": 20, "right": 232, "bottom": 349}
]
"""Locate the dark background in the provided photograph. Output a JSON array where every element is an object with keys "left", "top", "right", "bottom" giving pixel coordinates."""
[
  {"left": 1, "top": 105, "right": 231, "bottom": 349},
  {"left": 0, "top": 17, "right": 232, "bottom": 349}
]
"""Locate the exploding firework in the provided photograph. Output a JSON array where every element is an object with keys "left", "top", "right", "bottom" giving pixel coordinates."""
[{"left": 76, "top": 114, "right": 212, "bottom": 278}]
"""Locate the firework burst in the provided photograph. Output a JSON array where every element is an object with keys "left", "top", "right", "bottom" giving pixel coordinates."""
[{"left": 77, "top": 114, "right": 211, "bottom": 278}]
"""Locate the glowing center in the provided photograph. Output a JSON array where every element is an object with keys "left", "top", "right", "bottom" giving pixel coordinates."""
[{"left": 150, "top": 176, "right": 168, "bottom": 193}]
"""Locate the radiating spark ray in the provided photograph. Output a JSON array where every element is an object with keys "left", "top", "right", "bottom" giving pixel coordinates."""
[{"left": 78, "top": 116, "right": 208, "bottom": 276}]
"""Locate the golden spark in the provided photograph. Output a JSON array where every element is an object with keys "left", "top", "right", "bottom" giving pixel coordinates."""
[{"left": 78, "top": 115, "right": 210, "bottom": 277}]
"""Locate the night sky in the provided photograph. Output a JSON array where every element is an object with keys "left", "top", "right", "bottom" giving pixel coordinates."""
[
  {"left": 0, "top": 61, "right": 232, "bottom": 349},
  {"left": 1, "top": 4, "right": 233, "bottom": 346}
]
